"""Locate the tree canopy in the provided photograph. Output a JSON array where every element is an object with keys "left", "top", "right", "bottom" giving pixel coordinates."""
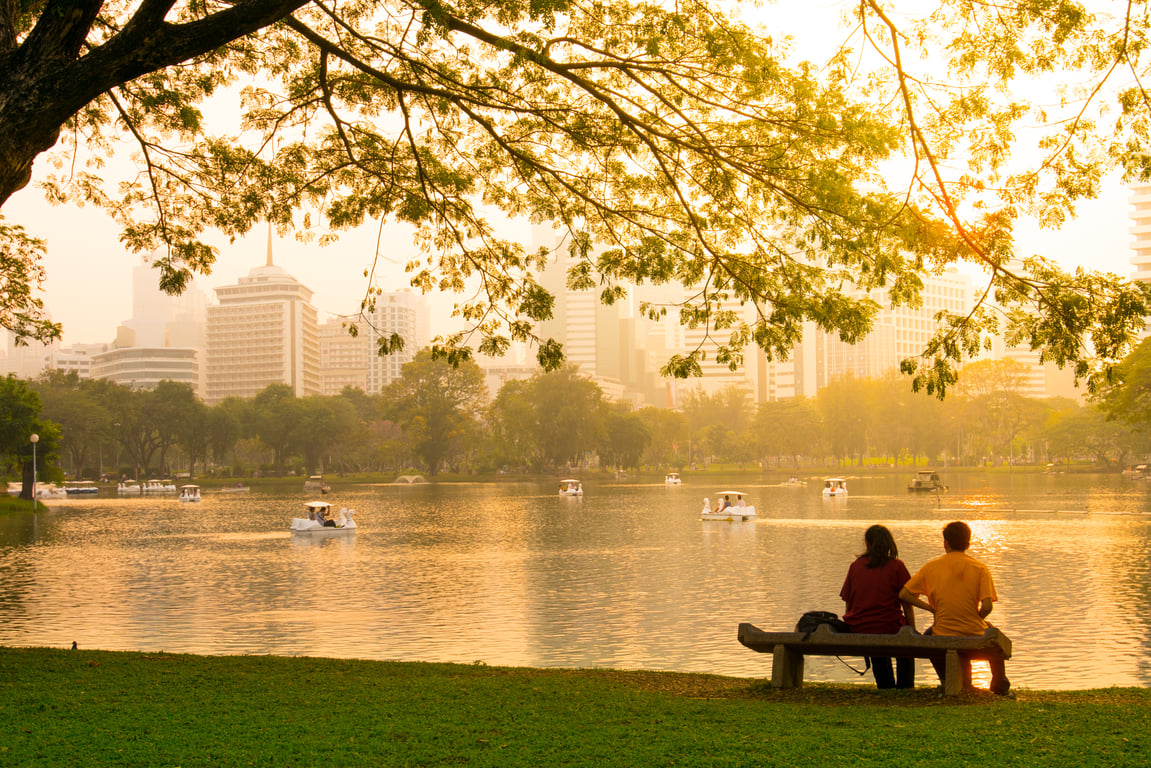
[{"left": 3, "top": 0, "right": 1150, "bottom": 394}]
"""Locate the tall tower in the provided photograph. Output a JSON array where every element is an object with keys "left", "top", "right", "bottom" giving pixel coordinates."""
[{"left": 204, "top": 233, "right": 320, "bottom": 403}]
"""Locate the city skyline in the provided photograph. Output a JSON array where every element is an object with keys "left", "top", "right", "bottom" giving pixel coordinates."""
[{"left": 2, "top": 166, "right": 1136, "bottom": 351}]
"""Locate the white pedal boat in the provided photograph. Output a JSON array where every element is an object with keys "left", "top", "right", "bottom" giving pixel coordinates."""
[{"left": 291, "top": 501, "right": 357, "bottom": 534}]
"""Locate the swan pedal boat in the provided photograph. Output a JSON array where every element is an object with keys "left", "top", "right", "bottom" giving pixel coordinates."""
[
  {"left": 558, "top": 480, "right": 583, "bottom": 496},
  {"left": 291, "top": 501, "right": 357, "bottom": 534},
  {"left": 822, "top": 478, "right": 848, "bottom": 497},
  {"left": 701, "top": 492, "right": 757, "bottom": 521}
]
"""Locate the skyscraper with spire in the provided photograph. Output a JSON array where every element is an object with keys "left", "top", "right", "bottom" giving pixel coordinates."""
[{"left": 203, "top": 227, "right": 321, "bottom": 403}]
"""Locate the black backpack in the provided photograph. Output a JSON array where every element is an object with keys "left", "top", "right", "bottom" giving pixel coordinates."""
[
  {"left": 795, "top": 610, "right": 851, "bottom": 636},
  {"left": 794, "top": 611, "right": 869, "bottom": 675}
]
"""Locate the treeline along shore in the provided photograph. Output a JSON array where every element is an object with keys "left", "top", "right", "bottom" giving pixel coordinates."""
[{"left": 2, "top": 647, "right": 1149, "bottom": 766}]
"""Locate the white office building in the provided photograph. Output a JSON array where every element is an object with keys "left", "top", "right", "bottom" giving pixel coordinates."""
[
  {"left": 91, "top": 346, "right": 201, "bottom": 392},
  {"left": 204, "top": 243, "right": 320, "bottom": 403}
]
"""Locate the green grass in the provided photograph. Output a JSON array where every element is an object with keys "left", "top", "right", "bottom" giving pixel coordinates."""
[
  {"left": 0, "top": 496, "right": 41, "bottom": 515},
  {"left": 2, "top": 648, "right": 1148, "bottom": 766}
]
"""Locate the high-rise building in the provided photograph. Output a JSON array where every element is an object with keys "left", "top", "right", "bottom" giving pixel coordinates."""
[
  {"left": 676, "top": 294, "right": 757, "bottom": 398},
  {"left": 318, "top": 290, "right": 430, "bottom": 395},
  {"left": 204, "top": 237, "right": 320, "bottom": 403},
  {"left": 363, "top": 290, "right": 429, "bottom": 393},
  {"left": 79, "top": 255, "right": 212, "bottom": 395},
  {"left": 810, "top": 269, "right": 975, "bottom": 390},
  {"left": 533, "top": 226, "right": 646, "bottom": 400},
  {"left": 123, "top": 257, "right": 208, "bottom": 349},
  {"left": 318, "top": 319, "right": 371, "bottom": 395},
  {"left": 1130, "top": 183, "right": 1151, "bottom": 290}
]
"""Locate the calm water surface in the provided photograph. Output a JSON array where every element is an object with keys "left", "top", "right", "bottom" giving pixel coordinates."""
[{"left": 1, "top": 472, "right": 1149, "bottom": 691}]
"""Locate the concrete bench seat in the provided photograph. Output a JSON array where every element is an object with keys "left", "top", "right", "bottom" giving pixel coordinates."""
[{"left": 738, "top": 622, "right": 1012, "bottom": 696}]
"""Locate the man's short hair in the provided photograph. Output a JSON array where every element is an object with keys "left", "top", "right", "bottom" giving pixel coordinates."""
[{"left": 943, "top": 521, "right": 971, "bottom": 551}]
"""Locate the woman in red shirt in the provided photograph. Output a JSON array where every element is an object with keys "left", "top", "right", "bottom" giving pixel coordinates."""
[{"left": 839, "top": 525, "right": 916, "bottom": 689}]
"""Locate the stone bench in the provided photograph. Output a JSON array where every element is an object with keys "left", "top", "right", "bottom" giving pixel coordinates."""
[{"left": 737, "top": 622, "right": 1012, "bottom": 696}]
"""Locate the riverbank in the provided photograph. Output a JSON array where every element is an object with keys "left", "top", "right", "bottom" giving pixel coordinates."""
[
  {"left": 195, "top": 462, "right": 1109, "bottom": 490},
  {"left": 2, "top": 647, "right": 1148, "bottom": 766},
  {"left": 0, "top": 497, "right": 39, "bottom": 515},
  {"left": 2, "top": 460, "right": 1110, "bottom": 503}
]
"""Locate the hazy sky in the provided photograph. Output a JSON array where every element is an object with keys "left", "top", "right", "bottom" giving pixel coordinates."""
[{"left": 1, "top": 0, "right": 1136, "bottom": 348}]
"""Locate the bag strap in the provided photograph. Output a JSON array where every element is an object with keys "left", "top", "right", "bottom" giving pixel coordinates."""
[{"left": 836, "top": 656, "right": 871, "bottom": 675}]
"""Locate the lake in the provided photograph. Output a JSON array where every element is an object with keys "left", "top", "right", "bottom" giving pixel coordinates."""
[{"left": 1, "top": 471, "right": 1149, "bottom": 691}]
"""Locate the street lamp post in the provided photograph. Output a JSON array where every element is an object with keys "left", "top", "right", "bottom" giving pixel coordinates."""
[{"left": 30, "top": 433, "right": 39, "bottom": 505}]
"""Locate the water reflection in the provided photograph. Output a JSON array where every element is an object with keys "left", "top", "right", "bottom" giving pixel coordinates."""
[{"left": 0, "top": 473, "right": 1149, "bottom": 690}]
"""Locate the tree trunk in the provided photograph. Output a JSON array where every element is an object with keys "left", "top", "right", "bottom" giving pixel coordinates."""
[
  {"left": 18, "top": 459, "right": 33, "bottom": 500},
  {"left": 0, "top": 0, "right": 308, "bottom": 206}
]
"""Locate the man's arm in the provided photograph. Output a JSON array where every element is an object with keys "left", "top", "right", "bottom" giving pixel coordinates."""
[
  {"left": 899, "top": 586, "right": 934, "bottom": 615},
  {"left": 902, "top": 599, "right": 916, "bottom": 630},
  {"left": 978, "top": 597, "right": 993, "bottom": 619}
]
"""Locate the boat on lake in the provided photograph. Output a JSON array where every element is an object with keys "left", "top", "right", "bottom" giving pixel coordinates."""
[
  {"left": 665, "top": 472, "right": 682, "bottom": 485},
  {"left": 37, "top": 484, "right": 68, "bottom": 499},
  {"left": 64, "top": 481, "right": 99, "bottom": 495},
  {"left": 178, "top": 485, "right": 201, "bottom": 502},
  {"left": 559, "top": 479, "right": 583, "bottom": 496},
  {"left": 143, "top": 480, "right": 177, "bottom": 493},
  {"left": 701, "top": 491, "right": 757, "bottom": 521},
  {"left": 304, "top": 475, "right": 331, "bottom": 494},
  {"left": 822, "top": 478, "right": 848, "bottom": 498},
  {"left": 907, "top": 469, "right": 946, "bottom": 492},
  {"left": 117, "top": 482, "right": 142, "bottom": 494},
  {"left": 290, "top": 501, "right": 356, "bottom": 534}
]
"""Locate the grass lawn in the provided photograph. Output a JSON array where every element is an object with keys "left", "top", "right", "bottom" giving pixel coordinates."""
[{"left": 2, "top": 647, "right": 1148, "bottom": 766}]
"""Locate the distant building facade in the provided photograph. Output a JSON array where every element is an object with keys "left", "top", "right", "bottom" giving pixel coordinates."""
[
  {"left": 91, "top": 346, "right": 200, "bottom": 391},
  {"left": 46, "top": 342, "right": 111, "bottom": 379},
  {"left": 1131, "top": 183, "right": 1151, "bottom": 292},
  {"left": 318, "top": 290, "right": 430, "bottom": 395},
  {"left": 0, "top": 331, "right": 57, "bottom": 379}
]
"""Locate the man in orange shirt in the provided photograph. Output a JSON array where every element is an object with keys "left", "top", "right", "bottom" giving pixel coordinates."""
[{"left": 899, "top": 521, "right": 1011, "bottom": 695}]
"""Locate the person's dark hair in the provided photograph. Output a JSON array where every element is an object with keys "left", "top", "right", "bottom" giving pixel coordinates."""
[
  {"left": 943, "top": 521, "right": 971, "bottom": 551},
  {"left": 861, "top": 524, "right": 898, "bottom": 568}
]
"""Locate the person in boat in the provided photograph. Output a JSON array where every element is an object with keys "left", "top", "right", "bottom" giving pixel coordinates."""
[
  {"left": 737, "top": 495, "right": 746, "bottom": 507},
  {"left": 315, "top": 506, "right": 338, "bottom": 527},
  {"left": 899, "top": 521, "right": 1011, "bottom": 696},
  {"left": 840, "top": 525, "right": 915, "bottom": 690}
]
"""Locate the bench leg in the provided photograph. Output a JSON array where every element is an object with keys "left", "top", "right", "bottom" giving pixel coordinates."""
[
  {"left": 943, "top": 650, "right": 962, "bottom": 696},
  {"left": 772, "top": 647, "right": 804, "bottom": 689}
]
